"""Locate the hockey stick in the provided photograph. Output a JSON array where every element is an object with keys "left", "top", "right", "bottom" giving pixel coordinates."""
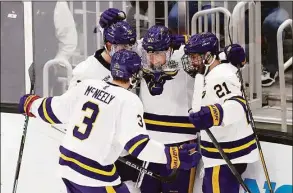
[
  {"left": 12, "top": 62, "right": 36, "bottom": 193},
  {"left": 227, "top": 15, "right": 274, "bottom": 193},
  {"left": 118, "top": 157, "right": 178, "bottom": 183},
  {"left": 190, "top": 73, "right": 252, "bottom": 193},
  {"left": 50, "top": 125, "right": 178, "bottom": 183},
  {"left": 135, "top": 160, "right": 149, "bottom": 188}
]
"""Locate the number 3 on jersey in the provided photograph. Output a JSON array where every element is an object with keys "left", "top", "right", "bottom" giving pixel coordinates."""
[{"left": 73, "top": 101, "right": 99, "bottom": 140}]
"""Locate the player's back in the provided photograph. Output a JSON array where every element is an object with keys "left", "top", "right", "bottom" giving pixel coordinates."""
[
  {"left": 69, "top": 49, "right": 112, "bottom": 89},
  {"left": 60, "top": 79, "right": 136, "bottom": 187}
]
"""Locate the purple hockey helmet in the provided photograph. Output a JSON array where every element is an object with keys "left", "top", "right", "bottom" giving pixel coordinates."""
[
  {"left": 182, "top": 33, "right": 219, "bottom": 77},
  {"left": 111, "top": 49, "right": 142, "bottom": 82},
  {"left": 141, "top": 25, "right": 178, "bottom": 72},
  {"left": 104, "top": 21, "right": 136, "bottom": 45},
  {"left": 142, "top": 25, "right": 172, "bottom": 52},
  {"left": 184, "top": 32, "right": 219, "bottom": 55}
]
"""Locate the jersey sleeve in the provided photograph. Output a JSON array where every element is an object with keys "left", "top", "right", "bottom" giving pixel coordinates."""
[
  {"left": 209, "top": 74, "right": 249, "bottom": 126},
  {"left": 30, "top": 83, "right": 81, "bottom": 124},
  {"left": 116, "top": 96, "right": 167, "bottom": 164}
]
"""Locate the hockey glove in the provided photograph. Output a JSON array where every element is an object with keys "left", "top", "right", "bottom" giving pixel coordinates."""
[
  {"left": 189, "top": 104, "right": 223, "bottom": 131},
  {"left": 171, "top": 35, "right": 190, "bottom": 50},
  {"left": 165, "top": 144, "right": 201, "bottom": 170},
  {"left": 142, "top": 70, "right": 176, "bottom": 96},
  {"left": 99, "top": 8, "right": 125, "bottom": 28},
  {"left": 19, "top": 94, "right": 40, "bottom": 117},
  {"left": 224, "top": 44, "right": 246, "bottom": 67}
]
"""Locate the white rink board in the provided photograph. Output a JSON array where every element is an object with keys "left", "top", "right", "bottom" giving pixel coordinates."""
[
  {"left": 1, "top": 113, "right": 65, "bottom": 193},
  {"left": 1, "top": 112, "right": 292, "bottom": 193}
]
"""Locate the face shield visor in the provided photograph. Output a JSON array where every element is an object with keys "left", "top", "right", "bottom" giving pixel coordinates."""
[
  {"left": 182, "top": 52, "right": 216, "bottom": 77},
  {"left": 141, "top": 48, "right": 176, "bottom": 72},
  {"left": 105, "top": 42, "right": 138, "bottom": 57}
]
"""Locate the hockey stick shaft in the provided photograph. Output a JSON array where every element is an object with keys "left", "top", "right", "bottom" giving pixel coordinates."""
[
  {"left": 135, "top": 161, "right": 149, "bottom": 188},
  {"left": 191, "top": 74, "right": 252, "bottom": 193},
  {"left": 50, "top": 125, "right": 178, "bottom": 183},
  {"left": 12, "top": 63, "right": 36, "bottom": 193},
  {"left": 118, "top": 157, "right": 177, "bottom": 183},
  {"left": 227, "top": 14, "right": 273, "bottom": 193}
]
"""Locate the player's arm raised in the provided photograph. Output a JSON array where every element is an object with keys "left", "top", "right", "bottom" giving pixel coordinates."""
[
  {"left": 19, "top": 83, "right": 81, "bottom": 125},
  {"left": 116, "top": 96, "right": 201, "bottom": 170}
]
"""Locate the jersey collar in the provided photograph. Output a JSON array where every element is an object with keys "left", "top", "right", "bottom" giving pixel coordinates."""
[
  {"left": 106, "top": 82, "right": 120, "bottom": 87},
  {"left": 94, "top": 48, "right": 111, "bottom": 71}
]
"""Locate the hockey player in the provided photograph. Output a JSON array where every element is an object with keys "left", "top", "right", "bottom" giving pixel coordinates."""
[
  {"left": 69, "top": 17, "right": 137, "bottom": 89},
  {"left": 137, "top": 25, "right": 199, "bottom": 193},
  {"left": 75, "top": 8, "right": 242, "bottom": 193},
  {"left": 18, "top": 50, "right": 201, "bottom": 193},
  {"left": 183, "top": 32, "right": 259, "bottom": 193},
  {"left": 98, "top": 9, "right": 198, "bottom": 193}
]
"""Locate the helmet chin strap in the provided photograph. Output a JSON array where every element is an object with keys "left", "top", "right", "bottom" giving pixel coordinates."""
[{"left": 203, "top": 54, "right": 216, "bottom": 76}]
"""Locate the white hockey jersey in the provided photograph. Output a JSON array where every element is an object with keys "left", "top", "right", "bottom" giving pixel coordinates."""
[
  {"left": 30, "top": 80, "right": 168, "bottom": 187},
  {"left": 139, "top": 45, "right": 197, "bottom": 144},
  {"left": 69, "top": 49, "right": 112, "bottom": 89},
  {"left": 200, "top": 62, "right": 259, "bottom": 168}
]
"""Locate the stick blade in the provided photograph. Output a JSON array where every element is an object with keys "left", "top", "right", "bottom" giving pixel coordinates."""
[
  {"left": 28, "top": 62, "right": 36, "bottom": 93},
  {"left": 28, "top": 62, "right": 36, "bottom": 85}
]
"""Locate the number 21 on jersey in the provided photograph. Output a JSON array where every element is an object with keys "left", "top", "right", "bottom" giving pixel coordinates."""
[{"left": 73, "top": 101, "right": 99, "bottom": 140}]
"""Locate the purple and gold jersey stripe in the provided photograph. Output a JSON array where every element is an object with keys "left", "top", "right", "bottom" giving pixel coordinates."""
[
  {"left": 124, "top": 134, "right": 150, "bottom": 157},
  {"left": 38, "top": 97, "right": 62, "bottom": 124},
  {"left": 201, "top": 134, "right": 257, "bottom": 160},
  {"left": 144, "top": 113, "right": 197, "bottom": 134},
  {"left": 59, "top": 146, "right": 119, "bottom": 182},
  {"left": 226, "top": 96, "right": 249, "bottom": 124}
]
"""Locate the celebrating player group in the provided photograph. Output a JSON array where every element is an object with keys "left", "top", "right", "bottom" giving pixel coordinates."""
[{"left": 19, "top": 8, "right": 264, "bottom": 193}]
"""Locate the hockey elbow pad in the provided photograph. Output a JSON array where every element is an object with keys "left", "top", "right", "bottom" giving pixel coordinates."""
[
  {"left": 165, "top": 144, "right": 201, "bottom": 170},
  {"left": 189, "top": 104, "right": 224, "bottom": 130},
  {"left": 19, "top": 94, "right": 41, "bottom": 117}
]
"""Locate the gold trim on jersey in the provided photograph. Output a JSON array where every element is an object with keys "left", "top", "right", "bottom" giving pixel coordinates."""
[
  {"left": 106, "top": 186, "right": 116, "bottom": 193},
  {"left": 60, "top": 154, "right": 116, "bottom": 176},
  {"left": 42, "top": 98, "right": 57, "bottom": 124},
  {"left": 212, "top": 166, "right": 221, "bottom": 193},
  {"left": 144, "top": 119, "right": 194, "bottom": 128},
  {"left": 201, "top": 139, "right": 256, "bottom": 153},
  {"left": 129, "top": 138, "right": 149, "bottom": 154}
]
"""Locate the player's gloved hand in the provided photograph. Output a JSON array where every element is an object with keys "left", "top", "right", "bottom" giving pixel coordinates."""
[
  {"left": 171, "top": 35, "right": 190, "bottom": 50},
  {"left": 224, "top": 44, "right": 246, "bottom": 67},
  {"left": 189, "top": 104, "right": 223, "bottom": 131},
  {"left": 19, "top": 94, "right": 40, "bottom": 117},
  {"left": 165, "top": 144, "right": 201, "bottom": 170},
  {"left": 99, "top": 8, "right": 126, "bottom": 28},
  {"left": 142, "top": 70, "right": 177, "bottom": 96}
]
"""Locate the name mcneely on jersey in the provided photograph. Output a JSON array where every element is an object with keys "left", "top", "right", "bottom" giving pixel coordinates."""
[{"left": 85, "top": 86, "right": 115, "bottom": 104}]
